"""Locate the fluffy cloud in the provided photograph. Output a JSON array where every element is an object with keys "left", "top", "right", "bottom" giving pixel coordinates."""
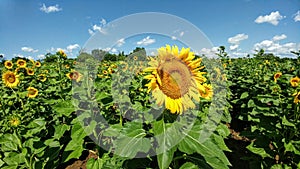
[
  {"left": 21, "top": 47, "right": 38, "bottom": 53},
  {"left": 37, "top": 54, "right": 45, "bottom": 59},
  {"left": 293, "top": 11, "right": 300, "bottom": 22},
  {"left": 40, "top": 4, "right": 62, "bottom": 13},
  {"left": 116, "top": 38, "right": 125, "bottom": 47},
  {"left": 253, "top": 39, "right": 299, "bottom": 57},
  {"left": 229, "top": 45, "right": 239, "bottom": 51},
  {"left": 228, "top": 34, "right": 248, "bottom": 45},
  {"left": 254, "top": 11, "right": 284, "bottom": 25},
  {"left": 67, "top": 44, "right": 80, "bottom": 52},
  {"left": 200, "top": 47, "right": 219, "bottom": 57},
  {"left": 137, "top": 36, "right": 155, "bottom": 46},
  {"left": 88, "top": 18, "right": 107, "bottom": 35},
  {"left": 272, "top": 34, "right": 287, "bottom": 41}
]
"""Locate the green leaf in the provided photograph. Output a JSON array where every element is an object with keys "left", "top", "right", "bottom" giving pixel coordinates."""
[
  {"left": 178, "top": 121, "right": 230, "bottom": 169},
  {"left": 53, "top": 124, "right": 70, "bottom": 140},
  {"left": 179, "top": 162, "right": 199, "bottom": 169},
  {"left": 284, "top": 142, "right": 300, "bottom": 155},
  {"left": 3, "top": 152, "right": 26, "bottom": 166},
  {"left": 71, "top": 122, "right": 87, "bottom": 141},
  {"left": 246, "top": 142, "right": 271, "bottom": 158},
  {"left": 113, "top": 122, "right": 151, "bottom": 158},
  {"left": 282, "top": 116, "right": 295, "bottom": 127},
  {"left": 86, "top": 158, "right": 103, "bottom": 169},
  {"left": 240, "top": 92, "right": 249, "bottom": 99},
  {"left": 248, "top": 99, "right": 255, "bottom": 107},
  {"left": 25, "top": 118, "right": 46, "bottom": 136},
  {"left": 53, "top": 100, "right": 75, "bottom": 117},
  {"left": 62, "top": 139, "right": 84, "bottom": 163},
  {"left": 0, "top": 132, "right": 22, "bottom": 151}
]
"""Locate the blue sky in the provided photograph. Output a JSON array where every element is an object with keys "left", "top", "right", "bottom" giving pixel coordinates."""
[{"left": 0, "top": 0, "right": 300, "bottom": 59}]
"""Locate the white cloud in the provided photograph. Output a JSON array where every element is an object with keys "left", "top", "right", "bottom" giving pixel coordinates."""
[
  {"left": 254, "top": 11, "right": 284, "bottom": 25},
  {"left": 200, "top": 47, "right": 219, "bottom": 57},
  {"left": 230, "top": 44, "right": 239, "bottom": 51},
  {"left": 171, "top": 36, "right": 177, "bottom": 40},
  {"left": 100, "top": 18, "right": 107, "bottom": 25},
  {"left": 21, "top": 47, "right": 38, "bottom": 53},
  {"left": 293, "top": 11, "right": 300, "bottom": 22},
  {"left": 253, "top": 39, "right": 299, "bottom": 57},
  {"left": 272, "top": 34, "right": 287, "bottom": 41},
  {"left": 228, "top": 33, "right": 248, "bottom": 44},
  {"left": 179, "top": 31, "right": 185, "bottom": 37},
  {"left": 40, "top": 3, "right": 62, "bottom": 13},
  {"left": 14, "top": 54, "right": 25, "bottom": 58},
  {"left": 37, "top": 54, "right": 45, "bottom": 59},
  {"left": 137, "top": 36, "right": 156, "bottom": 46},
  {"left": 88, "top": 18, "right": 107, "bottom": 35},
  {"left": 67, "top": 44, "right": 80, "bottom": 52},
  {"left": 116, "top": 38, "right": 125, "bottom": 47}
]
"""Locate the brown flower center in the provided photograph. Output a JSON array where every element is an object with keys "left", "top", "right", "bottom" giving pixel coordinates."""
[
  {"left": 157, "top": 57, "right": 191, "bottom": 99},
  {"left": 71, "top": 72, "right": 79, "bottom": 79},
  {"left": 7, "top": 74, "right": 16, "bottom": 83},
  {"left": 28, "top": 89, "right": 36, "bottom": 95}
]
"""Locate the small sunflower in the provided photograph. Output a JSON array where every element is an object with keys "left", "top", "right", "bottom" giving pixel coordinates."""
[
  {"left": 26, "top": 68, "right": 35, "bottom": 76},
  {"left": 293, "top": 91, "right": 300, "bottom": 104},
  {"left": 65, "top": 64, "right": 70, "bottom": 69},
  {"left": 273, "top": 72, "right": 282, "bottom": 83},
  {"left": 35, "top": 61, "right": 41, "bottom": 67},
  {"left": 4, "top": 60, "right": 13, "bottom": 69},
  {"left": 66, "top": 70, "right": 82, "bottom": 82},
  {"left": 9, "top": 117, "right": 20, "bottom": 127},
  {"left": 102, "top": 70, "right": 108, "bottom": 75},
  {"left": 144, "top": 45, "right": 207, "bottom": 114},
  {"left": 27, "top": 87, "right": 38, "bottom": 98},
  {"left": 290, "top": 76, "right": 300, "bottom": 87},
  {"left": 133, "top": 56, "right": 138, "bottom": 61},
  {"left": 38, "top": 74, "right": 47, "bottom": 82},
  {"left": 2, "top": 71, "right": 20, "bottom": 88},
  {"left": 58, "top": 50, "right": 67, "bottom": 58},
  {"left": 199, "top": 83, "right": 213, "bottom": 100},
  {"left": 16, "top": 59, "right": 27, "bottom": 68}
]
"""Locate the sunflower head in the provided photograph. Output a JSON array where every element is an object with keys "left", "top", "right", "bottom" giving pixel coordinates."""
[
  {"left": 26, "top": 68, "right": 35, "bottom": 76},
  {"left": 4, "top": 60, "right": 13, "bottom": 69},
  {"left": 16, "top": 59, "right": 27, "bottom": 68},
  {"left": 2, "top": 71, "right": 20, "bottom": 88},
  {"left": 9, "top": 117, "right": 20, "bottom": 127},
  {"left": 57, "top": 50, "right": 67, "bottom": 58},
  {"left": 293, "top": 91, "right": 300, "bottom": 104},
  {"left": 144, "top": 44, "right": 208, "bottom": 114},
  {"left": 274, "top": 72, "right": 282, "bottom": 83},
  {"left": 66, "top": 70, "right": 82, "bottom": 82},
  {"left": 27, "top": 87, "right": 38, "bottom": 98},
  {"left": 290, "top": 76, "right": 300, "bottom": 87},
  {"left": 38, "top": 74, "right": 47, "bottom": 82},
  {"left": 35, "top": 61, "right": 41, "bottom": 67},
  {"left": 199, "top": 83, "right": 213, "bottom": 100}
]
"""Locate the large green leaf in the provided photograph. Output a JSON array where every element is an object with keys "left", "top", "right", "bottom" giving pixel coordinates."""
[
  {"left": 113, "top": 122, "right": 151, "bottom": 158},
  {"left": 0, "top": 132, "right": 22, "bottom": 152},
  {"left": 246, "top": 142, "right": 271, "bottom": 158},
  {"left": 178, "top": 120, "right": 231, "bottom": 169},
  {"left": 53, "top": 100, "right": 75, "bottom": 117},
  {"left": 179, "top": 162, "right": 199, "bottom": 169},
  {"left": 62, "top": 139, "right": 84, "bottom": 163},
  {"left": 86, "top": 158, "right": 103, "bottom": 169},
  {"left": 53, "top": 124, "right": 70, "bottom": 140}
]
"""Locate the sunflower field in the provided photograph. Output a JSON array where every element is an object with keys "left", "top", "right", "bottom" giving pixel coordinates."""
[{"left": 0, "top": 46, "right": 299, "bottom": 169}]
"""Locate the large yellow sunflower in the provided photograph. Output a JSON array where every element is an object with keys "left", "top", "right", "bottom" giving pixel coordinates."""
[
  {"left": 144, "top": 45, "right": 207, "bottom": 114},
  {"left": 290, "top": 77, "right": 300, "bottom": 87},
  {"left": 16, "top": 59, "right": 27, "bottom": 68},
  {"left": 66, "top": 70, "right": 82, "bottom": 82},
  {"left": 4, "top": 60, "right": 13, "bottom": 69},
  {"left": 27, "top": 87, "right": 38, "bottom": 98},
  {"left": 2, "top": 71, "right": 20, "bottom": 88},
  {"left": 35, "top": 61, "right": 41, "bottom": 67}
]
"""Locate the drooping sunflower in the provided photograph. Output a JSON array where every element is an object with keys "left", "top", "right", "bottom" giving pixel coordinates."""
[
  {"left": 35, "top": 61, "right": 41, "bottom": 67},
  {"left": 274, "top": 72, "right": 282, "bottom": 83},
  {"left": 144, "top": 45, "right": 207, "bottom": 114},
  {"left": 27, "top": 87, "right": 38, "bottom": 98},
  {"left": 66, "top": 70, "right": 82, "bottom": 82},
  {"left": 37, "top": 74, "right": 47, "bottom": 82},
  {"left": 290, "top": 76, "right": 300, "bottom": 87},
  {"left": 16, "top": 59, "right": 27, "bottom": 68},
  {"left": 4, "top": 60, "right": 13, "bottom": 69},
  {"left": 199, "top": 83, "right": 213, "bottom": 100},
  {"left": 293, "top": 91, "right": 300, "bottom": 104},
  {"left": 26, "top": 68, "right": 35, "bottom": 76},
  {"left": 2, "top": 71, "right": 20, "bottom": 88}
]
